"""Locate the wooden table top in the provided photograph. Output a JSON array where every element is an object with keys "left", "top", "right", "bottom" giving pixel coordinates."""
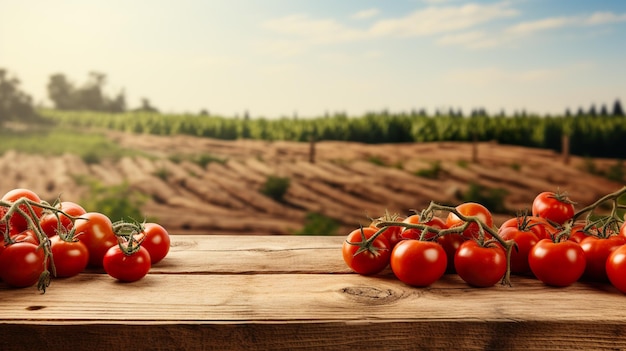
[{"left": 1, "top": 234, "right": 625, "bottom": 351}]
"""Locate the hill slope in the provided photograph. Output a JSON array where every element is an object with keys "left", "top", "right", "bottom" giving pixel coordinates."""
[{"left": 0, "top": 131, "right": 622, "bottom": 235}]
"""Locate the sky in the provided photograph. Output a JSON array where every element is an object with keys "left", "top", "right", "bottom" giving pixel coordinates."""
[{"left": 1, "top": 0, "right": 625, "bottom": 118}]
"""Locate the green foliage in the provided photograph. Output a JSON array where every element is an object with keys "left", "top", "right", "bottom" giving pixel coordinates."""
[
  {"left": 0, "top": 126, "right": 140, "bottom": 162},
  {"left": 260, "top": 176, "right": 290, "bottom": 202},
  {"left": 459, "top": 183, "right": 509, "bottom": 214},
  {"left": 47, "top": 72, "right": 126, "bottom": 113},
  {"left": 75, "top": 177, "right": 148, "bottom": 223},
  {"left": 294, "top": 212, "right": 340, "bottom": 236},
  {"left": 415, "top": 161, "right": 442, "bottom": 179},
  {"left": 39, "top": 109, "right": 626, "bottom": 158},
  {"left": 606, "top": 160, "right": 625, "bottom": 183}
]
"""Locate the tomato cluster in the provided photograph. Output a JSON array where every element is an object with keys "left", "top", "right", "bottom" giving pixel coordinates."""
[
  {"left": 0, "top": 188, "right": 171, "bottom": 292},
  {"left": 342, "top": 188, "right": 626, "bottom": 294}
]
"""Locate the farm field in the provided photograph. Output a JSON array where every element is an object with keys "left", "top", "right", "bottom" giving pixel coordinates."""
[{"left": 0, "top": 129, "right": 623, "bottom": 235}]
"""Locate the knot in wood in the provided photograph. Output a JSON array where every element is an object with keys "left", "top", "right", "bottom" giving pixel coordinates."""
[{"left": 341, "top": 286, "right": 399, "bottom": 304}]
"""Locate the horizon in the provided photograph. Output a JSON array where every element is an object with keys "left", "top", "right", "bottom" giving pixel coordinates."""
[{"left": 1, "top": 0, "right": 625, "bottom": 118}]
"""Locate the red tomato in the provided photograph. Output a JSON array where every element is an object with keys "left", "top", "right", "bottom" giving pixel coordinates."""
[
  {"left": 0, "top": 241, "right": 45, "bottom": 288},
  {"left": 369, "top": 214, "right": 404, "bottom": 249},
  {"left": 606, "top": 244, "right": 626, "bottom": 293},
  {"left": 73, "top": 212, "right": 118, "bottom": 267},
  {"left": 528, "top": 239, "right": 586, "bottom": 287},
  {"left": 445, "top": 202, "right": 493, "bottom": 240},
  {"left": 401, "top": 215, "right": 447, "bottom": 241},
  {"left": 531, "top": 191, "right": 575, "bottom": 225},
  {"left": 1, "top": 188, "right": 43, "bottom": 233},
  {"left": 40, "top": 201, "right": 87, "bottom": 237},
  {"left": 141, "top": 223, "right": 171, "bottom": 265},
  {"left": 342, "top": 227, "right": 391, "bottom": 275},
  {"left": 498, "top": 226, "right": 539, "bottom": 275},
  {"left": 620, "top": 221, "right": 626, "bottom": 238},
  {"left": 390, "top": 239, "right": 447, "bottom": 287},
  {"left": 454, "top": 240, "right": 506, "bottom": 287},
  {"left": 500, "top": 215, "right": 555, "bottom": 240},
  {"left": 436, "top": 233, "right": 466, "bottom": 273},
  {"left": 568, "top": 222, "right": 590, "bottom": 243},
  {"left": 579, "top": 235, "right": 626, "bottom": 282},
  {"left": 103, "top": 245, "right": 151, "bottom": 282},
  {"left": 50, "top": 235, "right": 89, "bottom": 278}
]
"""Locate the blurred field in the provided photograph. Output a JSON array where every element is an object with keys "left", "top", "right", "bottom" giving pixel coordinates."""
[{"left": 0, "top": 125, "right": 623, "bottom": 235}]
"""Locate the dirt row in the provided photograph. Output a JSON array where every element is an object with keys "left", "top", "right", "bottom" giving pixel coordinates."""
[{"left": 0, "top": 132, "right": 623, "bottom": 235}]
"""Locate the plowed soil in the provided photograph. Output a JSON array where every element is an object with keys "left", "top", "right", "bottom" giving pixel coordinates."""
[{"left": 1, "top": 130, "right": 622, "bottom": 235}]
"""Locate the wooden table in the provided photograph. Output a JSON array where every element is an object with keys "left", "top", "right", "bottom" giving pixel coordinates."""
[{"left": 1, "top": 235, "right": 626, "bottom": 350}]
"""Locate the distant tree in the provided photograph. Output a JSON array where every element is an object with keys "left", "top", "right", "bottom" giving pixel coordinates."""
[
  {"left": 613, "top": 99, "right": 624, "bottom": 116},
  {"left": 600, "top": 104, "right": 609, "bottom": 116},
  {"left": 199, "top": 109, "right": 209, "bottom": 116},
  {"left": 47, "top": 73, "right": 76, "bottom": 110},
  {"left": 576, "top": 107, "right": 585, "bottom": 116},
  {"left": 589, "top": 104, "right": 597, "bottom": 116},
  {"left": 135, "top": 98, "right": 159, "bottom": 113},
  {"left": 47, "top": 71, "right": 127, "bottom": 112},
  {"left": 565, "top": 108, "right": 572, "bottom": 117},
  {"left": 0, "top": 68, "right": 39, "bottom": 124}
]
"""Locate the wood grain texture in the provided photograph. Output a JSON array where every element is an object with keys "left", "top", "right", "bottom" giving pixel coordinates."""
[{"left": 1, "top": 235, "right": 625, "bottom": 351}]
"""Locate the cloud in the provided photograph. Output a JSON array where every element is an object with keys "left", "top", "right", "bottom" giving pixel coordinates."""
[
  {"left": 351, "top": 8, "right": 379, "bottom": 20},
  {"left": 437, "top": 30, "right": 499, "bottom": 48},
  {"left": 583, "top": 11, "right": 626, "bottom": 25},
  {"left": 506, "top": 11, "right": 626, "bottom": 36},
  {"left": 369, "top": 2, "right": 518, "bottom": 37}
]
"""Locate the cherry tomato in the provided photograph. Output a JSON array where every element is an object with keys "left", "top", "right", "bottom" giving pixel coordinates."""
[
  {"left": 401, "top": 215, "right": 446, "bottom": 241},
  {"left": 0, "top": 242, "right": 45, "bottom": 288},
  {"left": 445, "top": 202, "right": 493, "bottom": 240},
  {"left": 342, "top": 227, "right": 391, "bottom": 275},
  {"left": 620, "top": 221, "right": 626, "bottom": 238},
  {"left": 103, "top": 245, "right": 151, "bottom": 282},
  {"left": 40, "top": 201, "right": 87, "bottom": 237},
  {"left": 1, "top": 188, "right": 43, "bottom": 233},
  {"left": 528, "top": 239, "right": 586, "bottom": 287},
  {"left": 498, "top": 226, "right": 539, "bottom": 275},
  {"left": 454, "top": 240, "right": 506, "bottom": 287},
  {"left": 500, "top": 215, "right": 555, "bottom": 240},
  {"left": 141, "top": 223, "right": 171, "bottom": 265},
  {"left": 436, "top": 233, "right": 466, "bottom": 273},
  {"left": 606, "top": 244, "right": 626, "bottom": 293},
  {"left": 390, "top": 239, "right": 447, "bottom": 287},
  {"left": 531, "top": 191, "right": 575, "bottom": 225},
  {"left": 369, "top": 213, "right": 404, "bottom": 249},
  {"left": 50, "top": 235, "right": 89, "bottom": 278},
  {"left": 569, "top": 222, "right": 590, "bottom": 243},
  {"left": 579, "top": 235, "right": 626, "bottom": 282},
  {"left": 73, "top": 212, "right": 118, "bottom": 267}
]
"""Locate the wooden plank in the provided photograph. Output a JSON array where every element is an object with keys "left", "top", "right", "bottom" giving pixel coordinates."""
[{"left": 1, "top": 235, "right": 625, "bottom": 351}]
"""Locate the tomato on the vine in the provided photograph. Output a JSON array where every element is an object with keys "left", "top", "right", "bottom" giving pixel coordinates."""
[
  {"left": 528, "top": 239, "right": 586, "bottom": 287},
  {"left": 401, "top": 215, "right": 446, "bottom": 241},
  {"left": 579, "top": 235, "right": 626, "bottom": 282},
  {"left": 50, "top": 235, "right": 89, "bottom": 278},
  {"left": 498, "top": 226, "right": 539, "bottom": 275},
  {"left": 606, "top": 244, "right": 626, "bottom": 293},
  {"left": 141, "top": 222, "right": 171, "bottom": 265},
  {"left": 390, "top": 239, "right": 447, "bottom": 287},
  {"left": 531, "top": 191, "right": 575, "bottom": 225},
  {"left": 73, "top": 212, "right": 118, "bottom": 267},
  {"left": 342, "top": 227, "right": 391, "bottom": 275},
  {"left": 0, "top": 241, "right": 45, "bottom": 288},
  {"left": 369, "top": 212, "right": 404, "bottom": 249},
  {"left": 454, "top": 240, "right": 506, "bottom": 287},
  {"left": 1, "top": 188, "right": 43, "bottom": 233},
  {"left": 40, "top": 201, "right": 86, "bottom": 238},
  {"left": 445, "top": 202, "right": 493, "bottom": 240},
  {"left": 103, "top": 245, "right": 151, "bottom": 282},
  {"left": 500, "top": 215, "right": 555, "bottom": 241}
]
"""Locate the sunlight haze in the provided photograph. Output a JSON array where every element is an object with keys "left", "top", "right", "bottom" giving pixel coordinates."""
[{"left": 1, "top": 0, "right": 625, "bottom": 117}]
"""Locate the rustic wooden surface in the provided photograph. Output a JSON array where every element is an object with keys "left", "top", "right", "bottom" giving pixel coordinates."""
[{"left": 1, "top": 235, "right": 626, "bottom": 351}]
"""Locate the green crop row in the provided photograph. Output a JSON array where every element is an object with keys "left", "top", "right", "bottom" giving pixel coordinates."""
[{"left": 39, "top": 109, "right": 626, "bottom": 158}]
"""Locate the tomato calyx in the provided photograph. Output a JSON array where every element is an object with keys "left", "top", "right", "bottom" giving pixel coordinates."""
[
  {"left": 111, "top": 220, "right": 148, "bottom": 256},
  {"left": 345, "top": 226, "right": 389, "bottom": 258},
  {"left": 571, "top": 186, "right": 626, "bottom": 238}
]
